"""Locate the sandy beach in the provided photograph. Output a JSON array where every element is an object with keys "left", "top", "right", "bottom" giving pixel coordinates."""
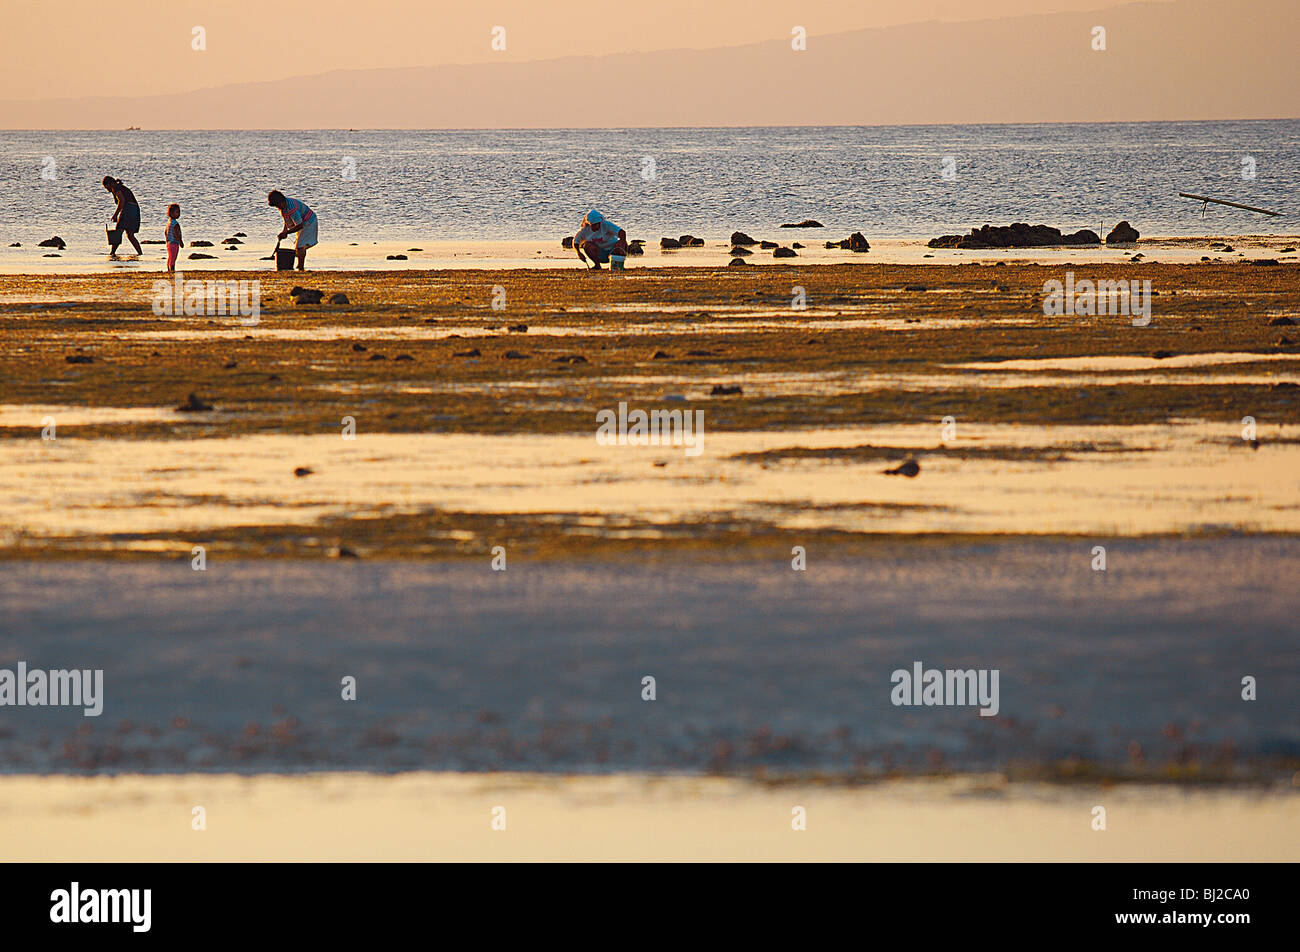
[{"left": 2, "top": 256, "right": 1297, "bottom": 863}]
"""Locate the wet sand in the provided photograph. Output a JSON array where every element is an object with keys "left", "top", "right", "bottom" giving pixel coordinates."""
[
  {"left": 3, "top": 262, "right": 1297, "bottom": 857},
  {"left": 2, "top": 772, "right": 1295, "bottom": 861},
  {"left": 1, "top": 261, "right": 1297, "bottom": 558},
  {"left": 4, "top": 234, "right": 1298, "bottom": 274},
  {"left": 1, "top": 545, "right": 1295, "bottom": 776}
]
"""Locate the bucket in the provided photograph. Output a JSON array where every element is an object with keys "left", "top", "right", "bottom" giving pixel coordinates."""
[
  {"left": 274, "top": 241, "right": 296, "bottom": 271},
  {"left": 610, "top": 254, "right": 626, "bottom": 271}
]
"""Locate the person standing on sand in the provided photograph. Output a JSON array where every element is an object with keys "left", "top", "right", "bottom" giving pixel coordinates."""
[
  {"left": 573, "top": 209, "right": 628, "bottom": 269},
  {"left": 102, "top": 176, "right": 143, "bottom": 257},
  {"left": 268, "top": 190, "right": 317, "bottom": 271},
  {"left": 164, "top": 203, "right": 183, "bottom": 272}
]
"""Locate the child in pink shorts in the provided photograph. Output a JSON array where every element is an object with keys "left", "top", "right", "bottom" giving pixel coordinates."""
[{"left": 165, "top": 203, "right": 182, "bottom": 271}]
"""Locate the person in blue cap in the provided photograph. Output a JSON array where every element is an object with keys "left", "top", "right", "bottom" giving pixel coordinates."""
[{"left": 573, "top": 209, "right": 629, "bottom": 269}]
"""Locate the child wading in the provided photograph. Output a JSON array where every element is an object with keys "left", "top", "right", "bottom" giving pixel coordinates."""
[
  {"left": 165, "top": 204, "right": 182, "bottom": 272},
  {"left": 268, "top": 190, "right": 317, "bottom": 271}
]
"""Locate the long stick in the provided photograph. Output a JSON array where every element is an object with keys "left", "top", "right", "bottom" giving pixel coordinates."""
[{"left": 1178, "top": 192, "right": 1280, "bottom": 216}]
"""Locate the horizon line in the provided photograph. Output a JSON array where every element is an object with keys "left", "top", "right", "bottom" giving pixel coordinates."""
[{"left": 5, "top": 117, "right": 1300, "bottom": 133}]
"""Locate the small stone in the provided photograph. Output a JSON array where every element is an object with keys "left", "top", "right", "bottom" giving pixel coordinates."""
[
  {"left": 710, "top": 384, "right": 743, "bottom": 395},
  {"left": 883, "top": 459, "right": 920, "bottom": 477},
  {"left": 175, "top": 393, "right": 213, "bottom": 412},
  {"left": 328, "top": 293, "right": 350, "bottom": 305},
  {"left": 294, "top": 467, "right": 313, "bottom": 477},
  {"left": 453, "top": 348, "right": 481, "bottom": 357},
  {"left": 64, "top": 354, "right": 94, "bottom": 364}
]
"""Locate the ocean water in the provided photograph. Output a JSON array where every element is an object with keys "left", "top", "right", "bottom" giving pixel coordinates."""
[{"left": 1, "top": 121, "right": 1297, "bottom": 250}]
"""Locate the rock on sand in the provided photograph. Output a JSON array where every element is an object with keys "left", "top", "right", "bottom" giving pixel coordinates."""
[
  {"left": 883, "top": 459, "right": 921, "bottom": 477},
  {"left": 1105, "top": 221, "right": 1140, "bottom": 244}
]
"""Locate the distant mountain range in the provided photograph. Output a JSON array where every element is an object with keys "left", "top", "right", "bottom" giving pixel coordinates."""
[{"left": 3, "top": 0, "right": 1295, "bottom": 128}]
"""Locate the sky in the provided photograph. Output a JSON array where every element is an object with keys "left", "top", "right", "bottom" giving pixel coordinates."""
[
  {"left": 6, "top": 0, "right": 1138, "bottom": 99},
  {"left": 5, "top": 0, "right": 1293, "bottom": 128}
]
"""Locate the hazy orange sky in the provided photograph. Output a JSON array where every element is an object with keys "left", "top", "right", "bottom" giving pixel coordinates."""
[{"left": 6, "top": 0, "right": 1143, "bottom": 99}]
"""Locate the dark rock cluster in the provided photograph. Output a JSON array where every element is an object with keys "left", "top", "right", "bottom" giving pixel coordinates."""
[{"left": 928, "top": 223, "right": 1101, "bottom": 249}]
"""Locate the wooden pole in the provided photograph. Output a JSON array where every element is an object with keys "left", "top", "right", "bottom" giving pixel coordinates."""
[{"left": 1178, "top": 192, "right": 1280, "bottom": 216}]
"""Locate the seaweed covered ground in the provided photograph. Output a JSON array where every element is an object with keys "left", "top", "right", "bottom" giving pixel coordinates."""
[{"left": 1, "top": 262, "right": 1297, "bottom": 558}]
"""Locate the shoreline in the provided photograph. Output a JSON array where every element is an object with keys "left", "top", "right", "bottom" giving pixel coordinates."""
[{"left": 4, "top": 233, "right": 1298, "bottom": 276}]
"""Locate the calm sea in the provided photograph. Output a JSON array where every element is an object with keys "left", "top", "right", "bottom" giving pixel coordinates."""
[{"left": 1, "top": 121, "right": 1296, "bottom": 248}]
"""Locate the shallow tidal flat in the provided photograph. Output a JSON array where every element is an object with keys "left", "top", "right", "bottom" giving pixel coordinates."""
[
  {"left": 4, "top": 772, "right": 1296, "bottom": 861},
  {"left": 0, "top": 262, "right": 1297, "bottom": 558}
]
